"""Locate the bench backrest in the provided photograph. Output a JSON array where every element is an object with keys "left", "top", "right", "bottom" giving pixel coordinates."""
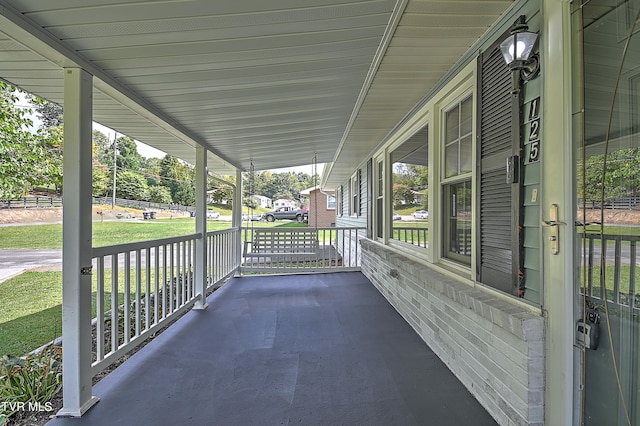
[{"left": 252, "top": 229, "right": 319, "bottom": 254}]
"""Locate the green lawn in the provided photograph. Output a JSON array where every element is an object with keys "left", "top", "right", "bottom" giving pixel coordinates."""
[
  {"left": 0, "top": 272, "right": 64, "bottom": 356},
  {"left": 0, "top": 219, "right": 232, "bottom": 249},
  {"left": 0, "top": 217, "right": 308, "bottom": 250},
  {"left": 0, "top": 267, "right": 161, "bottom": 356},
  {"left": 0, "top": 218, "right": 313, "bottom": 356}
]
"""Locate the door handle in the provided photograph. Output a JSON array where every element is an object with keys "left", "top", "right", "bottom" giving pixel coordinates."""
[{"left": 541, "top": 204, "right": 564, "bottom": 255}]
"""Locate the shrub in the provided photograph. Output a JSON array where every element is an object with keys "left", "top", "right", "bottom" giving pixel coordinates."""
[{"left": 0, "top": 346, "right": 62, "bottom": 422}]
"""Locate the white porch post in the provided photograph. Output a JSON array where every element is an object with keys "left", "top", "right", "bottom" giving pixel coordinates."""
[
  {"left": 233, "top": 169, "right": 243, "bottom": 275},
  {"left": 194, "top": 145, "right": 208, "bottom": 310},
  {"left": 58, "top": 68, "right": 99, "bottom": 417},
  {"left": 232, "top": 169, "right": 243, "bottom": 228}
]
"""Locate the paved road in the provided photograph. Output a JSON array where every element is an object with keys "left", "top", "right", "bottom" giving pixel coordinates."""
[
  {"left": 0, "top": 249, "right": 62, "bottom": 283},
  {"left": 0, "top": 247, "right": 174, "bottom": 283}
]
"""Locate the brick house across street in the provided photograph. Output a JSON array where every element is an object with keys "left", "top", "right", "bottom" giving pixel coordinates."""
[{"left": 301, "top": 186, "right": 335, "bottom": 228}]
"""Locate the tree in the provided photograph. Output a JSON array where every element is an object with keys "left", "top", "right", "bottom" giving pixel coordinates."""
[
  {"left": 143, "top": 157, "right": 163, "bottom": 186},
  {"left": 148, "top": 186, "right": 172, "bottom": 204},
  {"left": 92, "top": 165, "right": 111, "bottom": 197},
  {"left": 0, "top": 83, "right": 44, "bottom": 198},
  {"left": 37, "top": 125, "right": 64, "bottom": 193},
  {"left": 116, "top": 136, "right": 143, "bottom": 172},
  {"left": 159, "top": 155, "right": 194, "bottom": 204},
  {"left": 116, "top": 171, "right": 149, "bottom": 200},
  {"left": 172, "top": 181, "right": 195, "bottom": 206},
  {"left": 208, "top": 184, "right": 233, "bottom": 204},
  {"left": 393, "top": 183, "right": 414, "bottom": 207},
  {"left": 579, "top": 148, "right": 640, "bottom": 204},
  {"left": 27, "top": 95, "right": 63, "bottom": 128},
  {"left": 93, "top": 130, "right": 113, "bottom": 166}
]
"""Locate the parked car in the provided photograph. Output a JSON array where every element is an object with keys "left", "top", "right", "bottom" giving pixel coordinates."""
[
  {"left": 392, "top": 212, "right": 401, "bottom": 221},
  {"left": 412, "top": 210, "right": 429, "bottom": 219},
  {"left": 242, "top": 213, "right": 250, "bottom": 221},
  {"left": 206, "top": 210, "right": 220, "bottom": 219},
  {"left": 251, "top": 213, "right": 264, "bottom": 221},
  {"left": 262, "top": 207, "right": 307, "bottom": 223}
]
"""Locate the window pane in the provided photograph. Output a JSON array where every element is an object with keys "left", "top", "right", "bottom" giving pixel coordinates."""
[
  {"left": 446, "top": 106, "right": 459, "bottom": 143},
  {"left": 460, "top": 96, "right": 473, "bottom": 135},
  {"left": 445, "top": 144, "right": 458, "bottom": 178},
  {"left": 444, "top": 180, "right": 472, "bottom": 264},
  {"left": 390, "top": 125, "right": 429, "bottom": 248},
  {"left": 327, "top": 195, "right": 336, "bottom": 210},
  {"left": 460, "top": 135, "right": 473, "bottom": 174}
]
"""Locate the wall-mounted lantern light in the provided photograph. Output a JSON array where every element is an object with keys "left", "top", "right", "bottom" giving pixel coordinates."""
[{"left": 500, "top": 15, "right": 539, "bottom": 93}]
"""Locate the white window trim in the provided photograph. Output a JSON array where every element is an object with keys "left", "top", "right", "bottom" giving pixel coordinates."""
[
  {"left": 326, "top": 194, "right": 336, "bottom": 210},
  {"left": 439, "top": 84, "right": 476, "bottom": 271}
]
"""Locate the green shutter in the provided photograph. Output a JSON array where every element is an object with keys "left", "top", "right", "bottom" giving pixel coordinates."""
[{"left": 477, "top": 45, "right": 518, "bottom": 294}]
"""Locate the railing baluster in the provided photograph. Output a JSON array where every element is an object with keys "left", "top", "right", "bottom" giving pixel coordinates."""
[
  {"left": 132, "top": 250, "right": 142, "bottom": 336},
  {"left": 587, "top": 236, "right": 594, "bottom": 297},
  {"left": 600, "top": 237, "right": 607, "bottom": 301},
  {"left": 187, "top": 240, "right": 192, "bottom": 301},
  {"left": 111, "top": 254, "right": 119, "bottom": 354},
  {"left": 170, "top": 242, "right": 175, "bottom": 313},
  {"left": 630, "top": 240, "right": 637, "bottom": 309},
  {"left": 145, "top": 247, "right": 151, "bottom": 331},
  {"left": 123, "top": 252, "right": 131, "bottom": 344},
  {"left": 96, "top": 257, "right": 105, "bottom": 362},
  {"left": 154, "top": 246, "right": 160, "bottom": 326},
  {"left": 613, "top": 237, "right": 622, "bottom": 304},
  {"left": 163, "top": 243, "right": 168, "bottom": 320}
]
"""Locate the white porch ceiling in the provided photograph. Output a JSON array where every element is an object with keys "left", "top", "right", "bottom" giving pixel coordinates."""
[{"left": 0, "top": 0, "right": 513, "bottom": 185}]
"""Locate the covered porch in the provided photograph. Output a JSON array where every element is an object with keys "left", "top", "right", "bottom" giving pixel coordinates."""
[{"left": 46, "top": 272, "right": 496, "bottom": 426}]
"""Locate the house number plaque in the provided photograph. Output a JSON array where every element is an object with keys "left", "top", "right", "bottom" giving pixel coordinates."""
[{"left": 525, "top": 97, "right": 540, "bottom": 164}]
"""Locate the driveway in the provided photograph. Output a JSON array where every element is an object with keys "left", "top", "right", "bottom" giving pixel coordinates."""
[{"left": 0, "top": 249, "right": 62, "bottom": 283}]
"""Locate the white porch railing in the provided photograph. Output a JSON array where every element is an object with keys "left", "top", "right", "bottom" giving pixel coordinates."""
[
  {"left": 88, "top": 225, "right": 360, "bottom": 377},
  {"left": 90, "top": 227, "right": 240, "bottom": 376},
  {"left": 241, "top": 226, "right": 365, "bottom": 273}
]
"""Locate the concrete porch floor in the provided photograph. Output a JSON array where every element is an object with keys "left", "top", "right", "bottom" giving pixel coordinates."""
[{"left": 46, "top": 272, "right": 497, "bottom": 426}]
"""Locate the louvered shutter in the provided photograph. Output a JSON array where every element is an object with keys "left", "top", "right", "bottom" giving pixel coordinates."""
[{"left": 477, "top": 46, "right": 518, "bottom": 293}]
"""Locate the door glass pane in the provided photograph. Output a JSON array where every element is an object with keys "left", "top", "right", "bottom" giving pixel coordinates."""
[{"left": 575, "top": 0, "right": 640, "bottom": 424}]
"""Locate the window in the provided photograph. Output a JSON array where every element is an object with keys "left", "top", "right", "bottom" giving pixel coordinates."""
[
  {"left": 390, "top": 125, "right": 429, "bottom": 248},
  {"left": 326, "top": 194, "right": 336, "bottom": 210},
  {"left": 442, "top": 95, "right": 473, "bottom": 265},
  {"left": 350, "top": 171, "right": 360, "bottom": 216},
  {"left": 376, "top": 159, "right": 384, "bottom": 239}
]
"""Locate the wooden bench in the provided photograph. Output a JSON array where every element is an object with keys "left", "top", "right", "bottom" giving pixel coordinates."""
[{"left": 244, "top": 229, "right": 320, "bottom": 259}]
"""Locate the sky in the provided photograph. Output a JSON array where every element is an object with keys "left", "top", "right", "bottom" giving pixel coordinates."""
[{"left": 93, "top": 122, "right": 166, "bottom": 159}]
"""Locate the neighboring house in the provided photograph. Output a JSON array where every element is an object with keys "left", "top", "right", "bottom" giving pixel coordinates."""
[
  {"left": 249, "top": 194, "right": 272, "bottom": 208},
  {"left": 300, "top": 186, "right": 335, "bottom": 227},
  {"left": 273, "top": 199, "right": 297, "bottom": 209},
  {"left": 411, "top": 190, "right": 423, "bottom": 206}
]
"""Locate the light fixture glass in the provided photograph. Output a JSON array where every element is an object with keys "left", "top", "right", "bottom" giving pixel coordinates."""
[{"left": 499, "top": 31, "right": 538, "bottom": 65}]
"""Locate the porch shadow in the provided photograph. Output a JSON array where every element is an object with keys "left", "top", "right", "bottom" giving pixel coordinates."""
[{"left": 46, "top": 272, "right": 497, "bottom": 426}]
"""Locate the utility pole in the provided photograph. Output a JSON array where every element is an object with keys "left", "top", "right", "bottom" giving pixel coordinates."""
[{"left": 111, "top": 133, "right": 117, "bottom": 209}]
